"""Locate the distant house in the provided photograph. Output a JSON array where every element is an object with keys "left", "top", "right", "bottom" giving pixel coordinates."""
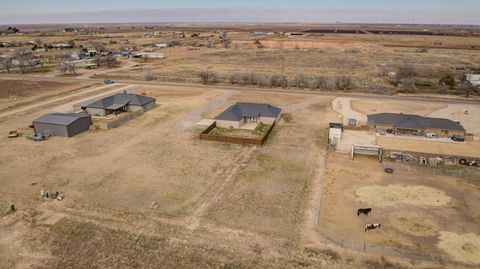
[
  {"left": 155, "top": 43, "right": 168, "bottom": 48},
  {"left": 215, "top": 102, "right": 282, "bottom": 129},
  {"left": 0, "top": 27, "right": 20, "bottom": 35},
  {"left": 81, "top": 91, "right": 156, "bottom": 116},
  {"left": 465, "top": 74, "right": 480, "bottom": 86},
  {"left": 368, "top": 113, "right": 466, "bottom": 138},
  {"left": 131, "top": 52, "right": 165, "bottom": 59},
  {"left": 33, "top": 112, "right": 92, "bottom": 137}
]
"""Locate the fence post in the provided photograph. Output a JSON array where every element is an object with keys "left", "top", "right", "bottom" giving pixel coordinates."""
[{"left": 363, "top": 242, "right": 366, "bottom": 252}]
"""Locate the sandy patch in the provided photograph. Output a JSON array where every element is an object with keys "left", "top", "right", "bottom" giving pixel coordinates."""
[
  {"left": 350, "top": 99, "right": 446, "bottom": 117},
  {"left": 428, "top": 104, "right": 480, "bottom": 136},
  {"left": 437, "top": 231, "right": 480, "bottom": 264},
  {"left": 389, "top": 212, "right": 439, "bottom": 237},
  {"left": 355, "top": 184, "right": 451, "bottom": 207},
  {"left": 331, "top": 97, "right": 367, "bottom": 125}
]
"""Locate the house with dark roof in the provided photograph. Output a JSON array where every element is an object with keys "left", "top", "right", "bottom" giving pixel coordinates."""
[
  {"left": 367, "top": 113, "right": 466, "bottom": 138},
  {"left": 81, "top": 91, "right": 156, "bottom": 116},
  {"left": 33, "top": 112, "right": 92, "bottom": 137},
  {"left": 215, "top": 102, "right": 282, "bottom": 129}
]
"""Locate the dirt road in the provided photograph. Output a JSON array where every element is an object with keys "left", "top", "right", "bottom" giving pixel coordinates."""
[{"left": 0, "top": 84, "right": 127, "bottom": 120}]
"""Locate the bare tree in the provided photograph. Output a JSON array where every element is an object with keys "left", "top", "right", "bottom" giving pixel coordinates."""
[
  {"left": 198, "top": 71, "right": 218, "bottom": 84},
  {"left": 456, "top": 80, "right": 477, "bottom": 97},
  {"left": 270, "top": 74, "right": 288, "bottom": 88},
  {"left": 219, "top": 31, "right": 230, "bottom": 49},
  {"left": 311, "top": 76, "right": 329, "bottom": 89},
  {"left": 396, "top": 63, "right": 417, "bottom": 80},
  {"left": 1, "top": 56, "right": 13, "bottom": 73},
  {"left": 290, "top": 74, "right": 308, "bottom": 88},
  {"left": 335, "top": 76, "right": 354, "bottom": 91},
  {"left": 12, "top": 49, "right": 34, "bottom": 74},
  {"left": 104, "top": 56, "right": 118, "bottom": 68},
  {"left": 438, "top": 82, "right": 450, "bottom": 94},
  {"left": 59, "top": 61, "right": 76, "bottom": 75},
  {"left": 90, "top": 42, "right": 105, "bottom": 53},
  {"left": 398, "top": 77, "right": 416, "bottom": 92},
  {"left": 143, "top": 67, "right": 155, "bottom": 81}
]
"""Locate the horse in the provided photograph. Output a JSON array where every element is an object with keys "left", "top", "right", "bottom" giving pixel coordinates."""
[
  {"left": 365, "top": 223, "right": 381, "bottom": 233},
  {"left": 357, "top": 208, "right": 372, "bottom": 217}
]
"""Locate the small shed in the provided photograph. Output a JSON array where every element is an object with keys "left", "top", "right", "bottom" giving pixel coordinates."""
[
  {"left": 32, "top": 113, "right": 92, "bottom": 137},
  {"left": 328, "top": 122, "right": 343, "bottom": 144}
]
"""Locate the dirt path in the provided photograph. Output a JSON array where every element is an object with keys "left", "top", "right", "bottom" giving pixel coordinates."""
[
  {"left": 174, "top": 90, "right": 235, "bottom": 130},
  {"left": 331, "top": 97, "right": 367, "bottom": 125},
  {"left": 282, "top": 96, "right": 323, "bottom": 112},
  {"left": 186, "top": 146, "right": 258, "bottom": 230}
]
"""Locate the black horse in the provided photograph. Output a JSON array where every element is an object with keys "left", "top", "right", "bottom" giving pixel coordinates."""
[{"left": 357, "top": 208, "right": 372, "bottom": 217}]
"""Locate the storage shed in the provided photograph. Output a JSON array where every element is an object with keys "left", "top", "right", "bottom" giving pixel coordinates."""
[{"left": 32, "top": 113, "right": 92, "bottom": 137}]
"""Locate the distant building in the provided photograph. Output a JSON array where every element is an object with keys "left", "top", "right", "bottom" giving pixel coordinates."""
[
  {"left": 368, "top": 113, "right": 466, "bottom": 138},
  {"left": 465, "top": 74, "right": 480, "bottom": 86},
  {"left": 32, "top": 113, "right": 92, "bottom": 137},
  {"left": 155, "top": 43, "right": 168, "bottom": 48},
  {"left": 131, "top": 52, "right": 165, "bottom": 59},
  {"left": 215, "top": 102, "right": 282, "bottom": 129}
]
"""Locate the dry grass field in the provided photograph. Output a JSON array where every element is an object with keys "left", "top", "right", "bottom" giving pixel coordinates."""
[
  {"left": 319, "top": 154, "right": 480, "bottom": 264},
  {"left": 1, "top": 86, "right": 414, "bottom": 268},
  {"left": 350, "top": 99, "right": 447, "bottom": 116},
  {"left": 0, "top": 79, "right": 93, "bottom": 111},
  {"left": 2, "top": 24, "right": 480, "bottom": 269}
]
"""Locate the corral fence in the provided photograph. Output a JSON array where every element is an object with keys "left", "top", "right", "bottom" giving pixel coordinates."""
[
  {"left": 315, "top": 153, "right": 470, "bottom": 267},
  {"left": 383, "top": 160, "right": 480, "bottom": 181},
  {"left": 199, "top": 121, "right": 276, "bottom": 146},
  {"left": 315, "top": 226, "right": 464, "bottom": 266}
]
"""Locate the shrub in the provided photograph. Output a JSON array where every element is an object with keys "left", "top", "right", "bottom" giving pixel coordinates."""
[
  {"left": 396, "top": 63, "right": 417, "bottom": 80},
  {"left": 198, "top": 71, "right": 218, "bottom": 84},
  {"left": 335, "top": 76, "right": 354, "bottom": 91},
  {"left": 439, "top": 74, "right": 455, "bottom": 89},
  {"left": 269, "top": 74, "right": 288, "bottom": 88}
]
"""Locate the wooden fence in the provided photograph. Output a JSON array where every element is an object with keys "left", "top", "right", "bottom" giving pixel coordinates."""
[{"left": 199, "top": 121, "right": 276, "bottom": 146}]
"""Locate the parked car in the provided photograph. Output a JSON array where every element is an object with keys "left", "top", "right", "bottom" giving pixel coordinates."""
[
  {"left": 384, "top": 168, "right": 394, "bottom": 174},
  {"left": 27, "top": 133, "right": 46, "bottom": 141},
  {"left": 104, "top": 79, "right": 114, "bottom": 84},
  {"left": 451, "top": 136, "right": 465, "bottom": 142}
]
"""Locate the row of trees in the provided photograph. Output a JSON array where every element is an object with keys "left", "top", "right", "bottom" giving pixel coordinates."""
[
  {"left": 199, "top": 71, "right": 355, "bottom": 91},
  {"left": 378, "top": 63, "right": 479, "bottom": 97}
]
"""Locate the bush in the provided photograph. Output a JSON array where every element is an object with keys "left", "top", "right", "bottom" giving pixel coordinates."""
[
  {"left": 335, "top": 76, "right": 354, "bottom": 91},
  {"left": 311, "top": 76, "right": 329, "bottom": 89},
  {"left": 270, "top": 74, "right": 288, "bottom": 88},
  {"left": 198, "top": 71, "right": 218, "bottom": 84},
  {"left": 396, "top": 63, "right": 417, "bottom": 80},
  {"left": 290, "top": 74, "right": 308, "bottom": 88},
  {"left": 439, "top": 74, "right": 456, "bottom": 89}
]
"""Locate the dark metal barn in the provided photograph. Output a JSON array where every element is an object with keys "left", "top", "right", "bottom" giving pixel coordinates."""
[{"left": 32, "top": 113, "right": 92, "bottom": 137}]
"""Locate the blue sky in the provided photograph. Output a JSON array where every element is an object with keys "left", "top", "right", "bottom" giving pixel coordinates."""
[{"left": 1, "top": 0, "right": 479, "bottom": 24}]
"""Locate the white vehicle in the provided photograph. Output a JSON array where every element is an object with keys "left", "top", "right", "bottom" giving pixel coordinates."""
[{"left": 426, "top": 133, "right": 437, "bottom": 138}]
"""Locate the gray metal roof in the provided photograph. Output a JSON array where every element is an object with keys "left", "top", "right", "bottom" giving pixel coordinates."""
[
  {"left": 33, "top": 112, "right": 91, "bottom": 126},
  {"left": 83, "top": 91, "right": 155, "bottom": 109},
  {"left": 368, "top": 113, "right": 465, "bottom": 131},
  {"left": 216, "top": 102, "right": 281, "bottom": 121}
]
